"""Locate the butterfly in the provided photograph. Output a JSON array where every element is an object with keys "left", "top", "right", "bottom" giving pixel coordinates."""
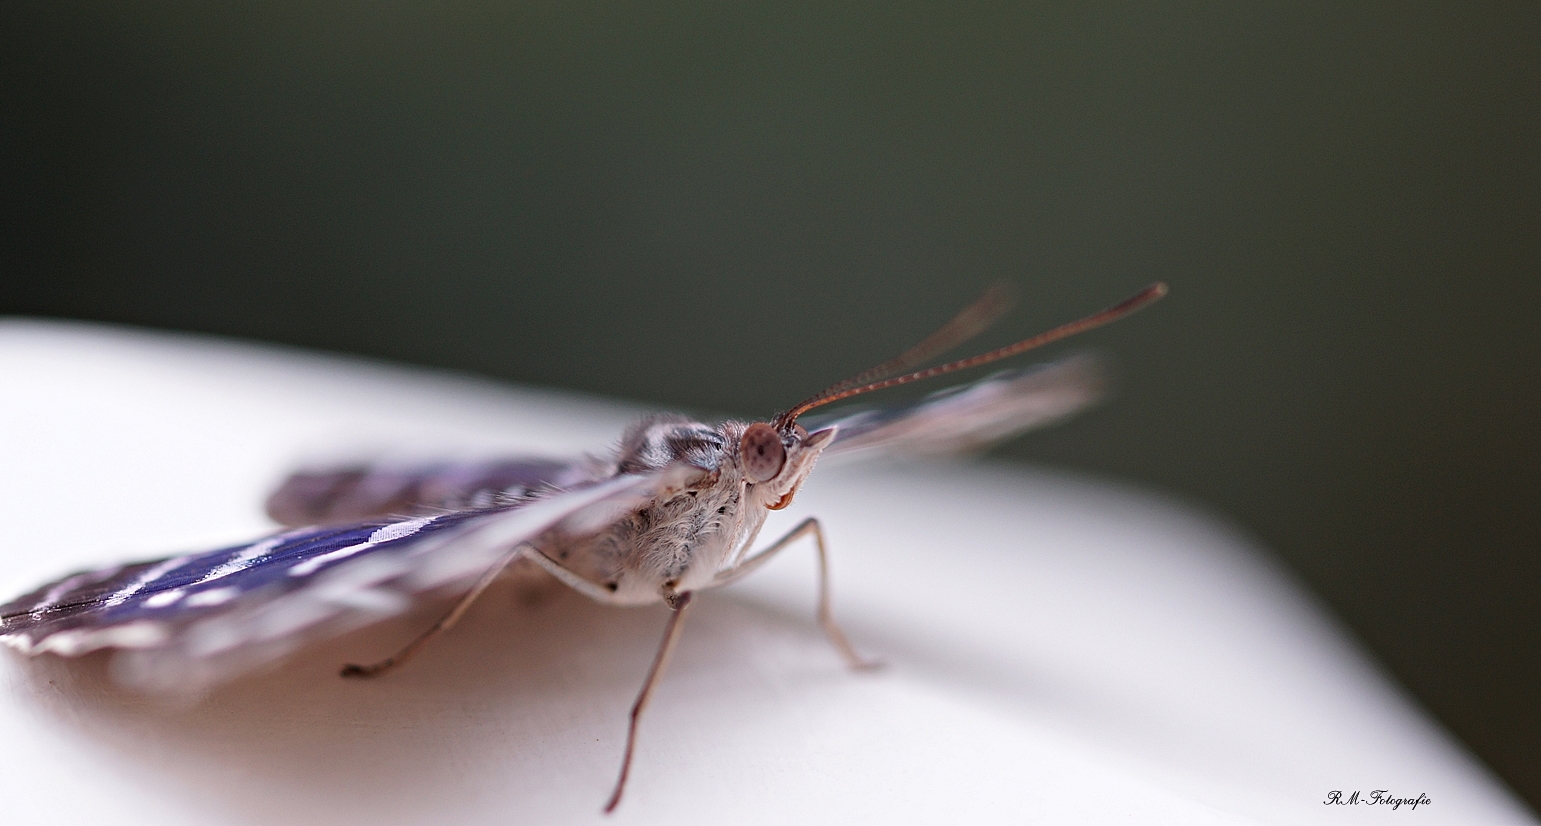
[{"left": 0, "top": 282, "right": 1165, "bottom": 812}]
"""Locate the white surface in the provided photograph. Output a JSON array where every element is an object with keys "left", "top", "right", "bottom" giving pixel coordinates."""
[{"left": 0, "top": 318, "right": 1529, "bottom": 825}]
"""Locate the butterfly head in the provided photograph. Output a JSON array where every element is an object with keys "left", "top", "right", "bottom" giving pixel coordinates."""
[{"left": 738, "top": 421, "right": 837, "bottom": 511}]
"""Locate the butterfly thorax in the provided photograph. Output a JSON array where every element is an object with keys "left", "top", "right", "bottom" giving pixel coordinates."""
[{"left": 533, "top": 415, "right": 831, "bottom": 605}]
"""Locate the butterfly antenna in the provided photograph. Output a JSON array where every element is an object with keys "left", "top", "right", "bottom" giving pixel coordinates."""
[
  {"left": 818, "top": 282, "right": 1014, "bottom": 397},
  {"left": 776, "top": 282, "right": 1168, "bottom": 429},
  {"left": 784, "top": 283, "right": 1012, "bottom": 419}
]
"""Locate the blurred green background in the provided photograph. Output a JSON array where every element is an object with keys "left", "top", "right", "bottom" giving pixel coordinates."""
[{"left": 4, "top": 0, "right": 1537, "bottom": 807}]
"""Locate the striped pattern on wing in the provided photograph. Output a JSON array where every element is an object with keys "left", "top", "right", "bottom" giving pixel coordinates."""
[
  {"left": 266, "top": 456, "right": 607, "bottom": 527},
  {"left": 808, "top": 355, "right": 1105, "bottom": 457},
  {"left": 0, "top": 470, "right": 688, "bottom": 692}
]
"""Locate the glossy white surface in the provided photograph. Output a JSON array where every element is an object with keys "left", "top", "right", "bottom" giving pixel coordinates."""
[{"left": 0, "top": 319, "right": 1530, "bottom": 825}]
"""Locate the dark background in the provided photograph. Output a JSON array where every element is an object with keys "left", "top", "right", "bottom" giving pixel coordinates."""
[{"left": 3, "top": 0, "right": 1537, "bottom": 808}]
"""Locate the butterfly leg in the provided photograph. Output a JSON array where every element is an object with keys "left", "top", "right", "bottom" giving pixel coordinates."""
[
  {"left": 340, "top": 546, "right": 521, "bottom": 679},
  {"left": 714, "top": 517, "right": 879, "bottom": 671},
  {"left": 604, "top": 591, "right": 694, "bottom": 814}
]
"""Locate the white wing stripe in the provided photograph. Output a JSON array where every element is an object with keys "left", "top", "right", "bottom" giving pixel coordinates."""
[
  {"left": 192, "top": 534, "right": 290, "bottom": 587},
  {"left": 287, "top": 516, "right": 440, "bottom": 577},
  {"left": 103, "top": 556, "right": 194, "bottom": 608}
]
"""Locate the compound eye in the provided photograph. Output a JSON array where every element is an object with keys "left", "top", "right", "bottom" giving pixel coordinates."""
[{"left": 740, "top": 423, "right": 787, "bottom": 483}]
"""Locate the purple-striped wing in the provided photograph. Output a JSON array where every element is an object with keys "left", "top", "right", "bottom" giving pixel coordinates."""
[{"left": 1, "top": 470, "right": 689, "bottom": 692}]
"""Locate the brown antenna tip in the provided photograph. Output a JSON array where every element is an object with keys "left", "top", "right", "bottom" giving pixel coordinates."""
[{"left": 776, "top": 281, "right": 1168, "bottom": 428}]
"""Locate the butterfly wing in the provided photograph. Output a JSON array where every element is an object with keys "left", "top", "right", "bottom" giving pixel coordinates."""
[
  {"left": 809, "top": 354, "right": 1105, "bottom": 458},
  {"left": 264, "top": 356, "right": 1100, "bottom": 527},
  {"left": 1, "top": 468, "right": 696, "bottom": 692},
  {"left": 265, "top": 456, "right": 609, "bottom": 527}
]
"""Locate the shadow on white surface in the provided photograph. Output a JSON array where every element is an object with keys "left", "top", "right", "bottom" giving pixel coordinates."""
[{"left": 14, "top": 581, "right": 864, "bottom": 823}]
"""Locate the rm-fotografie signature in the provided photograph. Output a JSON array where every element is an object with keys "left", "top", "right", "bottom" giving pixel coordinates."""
[{"left": 1325, "top": 790, "right": 1432, "bottom": 811}]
